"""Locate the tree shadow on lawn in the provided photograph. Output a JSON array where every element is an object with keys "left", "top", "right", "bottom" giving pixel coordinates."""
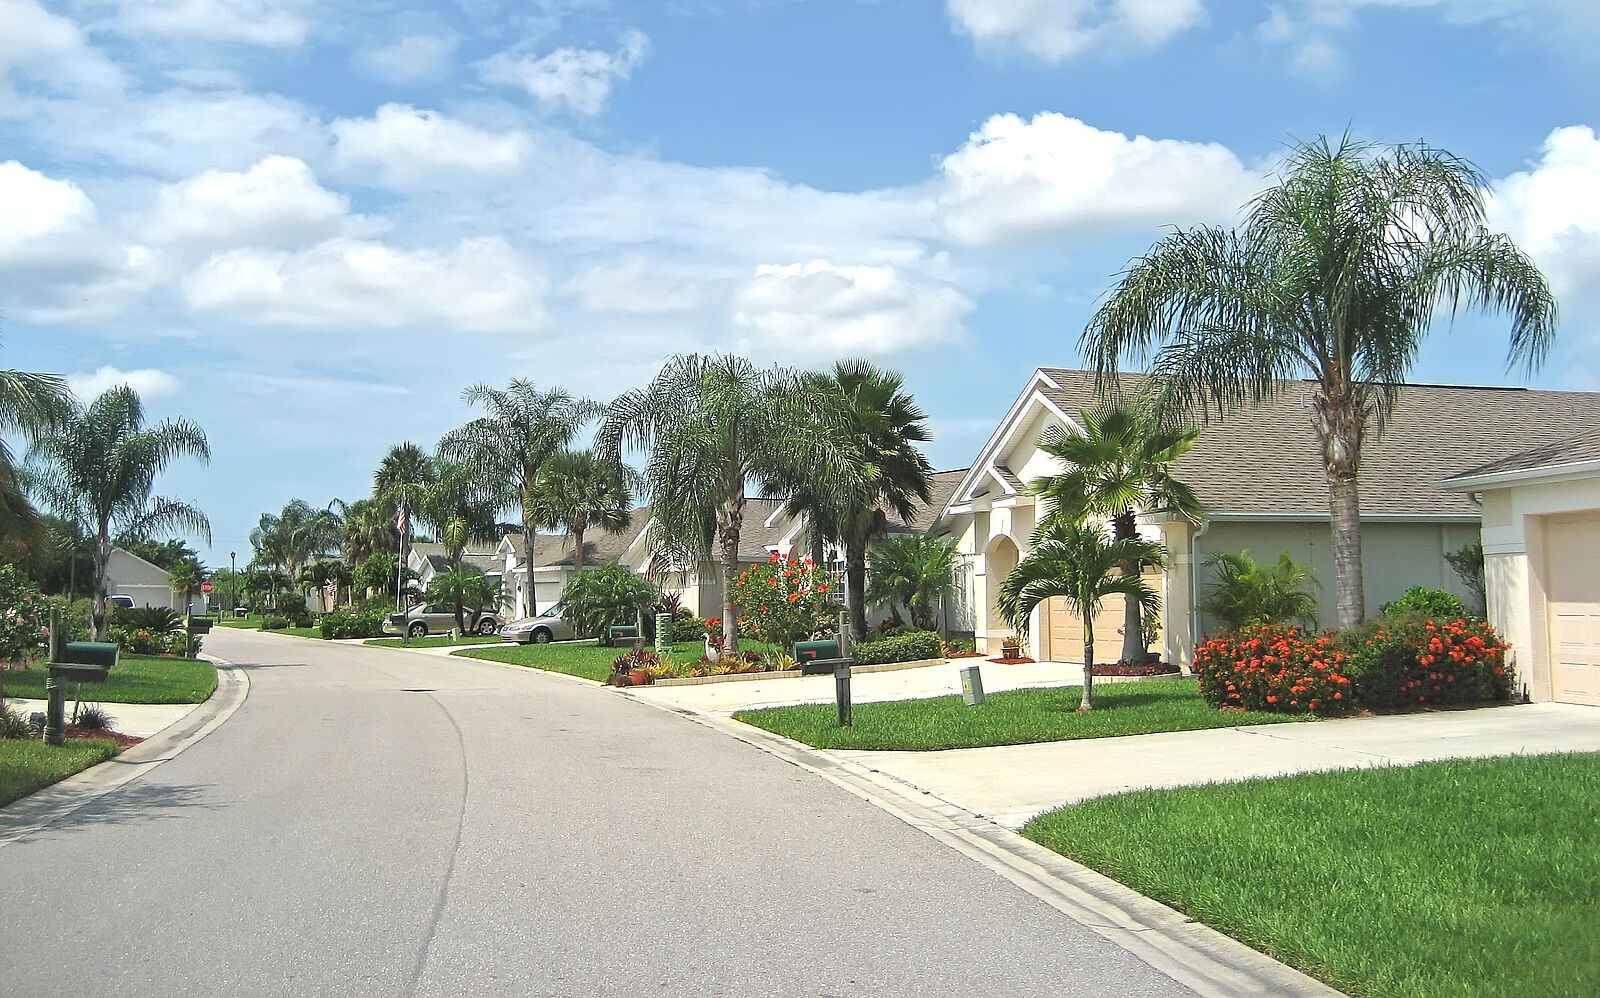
[{"left": 1031, "top": 689, "right": 1182, "bottom": 713}]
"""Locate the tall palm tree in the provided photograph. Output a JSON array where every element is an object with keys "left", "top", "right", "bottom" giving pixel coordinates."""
[
  {"left": 1, "top": 347, "right": 73, "bottom": 542},
  {"left": 25, "top": 386, "right": 211, "bottom": 639},
  {"left": 373, "top": 442, "right": 437, "bottom": 517},
  {"left": 776, "top": 362, "right": 933, "bottom": 640},
  {"left": 599, "top": 354, "right": 860, "bottom": 655},
  {"left": 439, "top": 381, "right": 597, "bottom": 609},
  {"left": 1082, "top": 135, "right": 1558, "bottom": 629},
  {"left": 250, "top": 499, "right": 342, "bottom": 581},
  {"left": 997, "top": 517, "right": 1163, "bottom": 711},
  {"left": 865, "top": 533, "right": 959, "bottom": 631},
  {"left": 531, "top": 448, "right": 635, "bottom": 573},
  {"left": 417, "top": 458, "right": 499, "bottom": 568},
  {"left": 1032, "top": 403, "right": 1201, "bottom": 663},
  {"left": 331, "top": 497, "right": 396, "bottom": 564}
]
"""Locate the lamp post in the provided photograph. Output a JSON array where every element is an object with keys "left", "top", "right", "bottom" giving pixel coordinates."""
[{"left": 230, "top": 551, "right": 237, "bottom": 616}]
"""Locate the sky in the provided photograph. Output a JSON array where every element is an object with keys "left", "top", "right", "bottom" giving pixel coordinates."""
[{"left": 3, "top": 0, "right": 1599, "bottom": 569}]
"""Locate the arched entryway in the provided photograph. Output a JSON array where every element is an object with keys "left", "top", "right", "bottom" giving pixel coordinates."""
[{"left": 985, "top": 534, "right": 1020, "bottom": 648}]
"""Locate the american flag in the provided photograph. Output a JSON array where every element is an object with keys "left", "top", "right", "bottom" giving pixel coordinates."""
[{"left": 395, "top": 505, "right": 408, "bottom": 535}]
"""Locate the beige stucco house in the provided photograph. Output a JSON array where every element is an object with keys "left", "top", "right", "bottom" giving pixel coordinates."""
[
  {"left": 1441, "top": 428, "right": 1600, "bottom": 705},
  {"left": 105, "top": 547, "right": 184, "bottom": 610},
  {"left": 935, "top": 368, "right": 1600, "bottom": 668}
]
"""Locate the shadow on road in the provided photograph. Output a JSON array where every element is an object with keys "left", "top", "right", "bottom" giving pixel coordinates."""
[{"left": 10, "top": 782, "right": 222, "bottom": 845}]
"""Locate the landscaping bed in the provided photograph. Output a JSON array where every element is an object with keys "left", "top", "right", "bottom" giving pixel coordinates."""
[
  {"left": 1022, "top": 753, "right": 1600, "bottom": 998},
  {"left": 734, "top": 678, "right": 1299, "bottom": 751},
  {"left": 1, "top": 655, "right": 217, "bottom": 704},
  {"left": 0, "top": 737, "right": 120, "bottom": 807},
  {"left": 455, "top": 639, "right": 753, "bottom": 684},
  {"left": 1092, "top": 661, "right": 1180, "bottom": 677},
  {"left": 365, "top": 635, "right": 509, "bottom": 649}
]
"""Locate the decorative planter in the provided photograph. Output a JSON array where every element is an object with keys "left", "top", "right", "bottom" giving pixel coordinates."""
[
  {"left": 628, "top": 668, "right": 651, "bottom": 687},
  {"left": 1001, "top": 641, "right": 1022, "bottom": 659}
]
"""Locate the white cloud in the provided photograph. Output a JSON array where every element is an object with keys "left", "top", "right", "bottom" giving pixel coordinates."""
[
  {"left": 353, "top": 33, "right": 461, "bottom": 85},
  {"left": 562, "top": 256, "right": 710, "bottom": 316},
  {"left": 330, "top": 104, "right": 530, "bottom": 189},
  {"left": 947, "top": 0, "right": 1205, "bottom": 62},
  {"left": 143, "top": 156, "right": 356, "bottom": 249},
  {"left": 732, "top": 259, "right": 972, "bottom": 359},
  {"left": 181, "top": 236, "right": 550, "bottom": 334},
  {"left": 479, "top": 30, "right": 649, "bottom": 115},
  {"left": 1490, "top": 125, "right": 1600, "bottom": 303},
  {"left": 111, "top": 0, "right": 314, "bottom": 48},
  {"left": 68, "top": 365, "right": 181, "bottom": 401},
  {"left": 935, "top": 112, "right": 1260, "bottom": 245},
  {"left": 0, "top": 0, "right": 124, "bottom": 92},
  {"left": 0, "top": 160, "right": 98, "bottom": 255}
]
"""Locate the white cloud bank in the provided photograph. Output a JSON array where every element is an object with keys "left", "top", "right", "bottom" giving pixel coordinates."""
[
  {"left": 479, "top": 31, "right": 650, "bottom": 115},
  {"left": 68, "top": 365, "right": 181, "bottom": 401},
  {"left": 1491, "top": 125, "right": 1600, "bottom": 303},
  {"left": 947, "top": 0, "right": 1206, "bottom": 62},
  {"left": 110, "top": 0, "right": 314, "bottom": 48},
  {"left": 353, "top": 33, "right": 460, "bottom": 85},
  {"left": 144, "top": 155, "right": 355, "bottom": 249},
  {"left": 330, "top": 104, "right": 530, "bottom": 189}
]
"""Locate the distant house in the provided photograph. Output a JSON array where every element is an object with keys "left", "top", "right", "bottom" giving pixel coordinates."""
[
  {"left": 497, "top": 515, "right": 651, "bottom": 619},
  {"left": 405, "top": 542, "right": 505, "bottom": 601},
  {"left": 105, "top": 547, "right": 190, "bottom": 611}
]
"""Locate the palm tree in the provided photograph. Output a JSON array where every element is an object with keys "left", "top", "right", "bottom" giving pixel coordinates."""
[
  {"left": 777, "top": 362, "right": 932, "bottom": 641},
  {"left": 25, "top": 386, "right": 211, "bottom": 639},
  {"left": 531, "top": 448, "right": 634, "bottom": 573},
  {"left": 1082, "top": 135, "right": 1558, "bottom": 629},
  {"left": 373, "top": 441, "right": 437, "bottom": 519},
  {"left": 425, "top": 566, "right": 502, "bottom": 635},
  {"left": 997, "top": 517, "right": 1163, "bottom": 711},
  {"left": 331, "top": 497, "right": 396, "bottom": 564},
  {"left": 1, "top": 348, "right": 73, "bottom": 542},
  {"left": 439, "top": 381, "right": 597, "bottom": 610},
  {"left": 417, "top": 458, "right": 499, "bottom": 568},
  {"left": 1032, "top": 403, "right": 1201, "bottom": 663},
  {"left": 299, "top": 559, "right": 353, "bottom": 612},
  {"left": 167, "top": 559, "right": 204, "bottom": 615},
  {"left": 250, "top": 499, "right": 342, "bottom": 581},
  {"left": 1200, "top": 550, "right": 1320, "bottom": 631},
  {"left": 865, "top": 533, "right": 959, "bottom": 631},
  {"left": 599, "top": 354, "right": 860, "bottom": 655}
]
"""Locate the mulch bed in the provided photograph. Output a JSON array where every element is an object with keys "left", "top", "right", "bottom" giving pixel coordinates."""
[
  {"left": 987, "top": 656, "right": 1037, "bottom": 665},
  {"left": 948, "top": 652, "right": 984, "bottom": 660},
  {"left": 1092, "top": 662, "right": 1183, "bottom": 677},
  {"left": 66, "top": 727, "right": 143, "bottom": 750}
]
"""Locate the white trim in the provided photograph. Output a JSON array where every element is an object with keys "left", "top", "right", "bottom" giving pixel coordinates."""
[
  {"left": 1202, "top": 511, "right": 1481, "bottom": 524},
  {"left": 1439, "top": 457, "right": 1600, "bottom": 492}
]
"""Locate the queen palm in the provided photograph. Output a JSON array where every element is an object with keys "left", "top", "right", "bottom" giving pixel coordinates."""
[
  {"left": 25, "top": 386, "right": 210, "bottom": 639},
  {"left": 865, "top": 533, "right": 959, "bottom": 632},
  {"left": 2, "top": 349, "right": 72, "bottom": 542},
  {"left": 250, "top": 499, "right": 343, "bottom": 581},
  {"left": 1083, "top": 135, "right": 1557, "bottom": 629},
  {"left": 417, "top": 458, "right": 499, "bottom": 569},
  {"left": 599, "top": 354, "right": 860, "bottom": 655},
  {"left": 997, "top": 517, "right": 1163, "bottom": 712},
  {"left": 1033, "top": 403, "right": 1200, "bottom": 663},
  {"left": 531, "top": 448, "right": 635, "bottom": 573},
  {"left": 439, "top": 381, "right": 597, "bottom": 607}
]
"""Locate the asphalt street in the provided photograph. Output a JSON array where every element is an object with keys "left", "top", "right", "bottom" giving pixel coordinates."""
[{"left": 1, "top": 629, "right": 1192, "bottom": 997}]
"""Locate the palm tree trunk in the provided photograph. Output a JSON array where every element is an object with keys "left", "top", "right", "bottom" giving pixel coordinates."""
[
  {"left": 521, "top": 510, "right": 537, "bottom": 618},
  {"left": 717, "top": 497, "right": 744, "bottom": 656},
  {"left": 1327, "top": 473, "right": 1365, "bottom": 629},
  {"left": 1113, "top": 512, "right": 1144, "bottom": 665},
  {"left": 809, "top": 518, "right": 826, "bottom": 570},
  {"left": 1080, "top": 634, "right": 1094, "bottom": 711},
  {"left": 572, "top": 515, "right": 588, "bottom": 573},
  {"left": 845, "top": 538, "right": 869, "bottom": 642},
  {"left": 92, "top": 532, "right": 112, "bottom": 641}
]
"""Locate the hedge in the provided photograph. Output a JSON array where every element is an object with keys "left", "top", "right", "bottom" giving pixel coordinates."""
[{"left": 853, "top": 630, "right": 942, "bottom": 666}]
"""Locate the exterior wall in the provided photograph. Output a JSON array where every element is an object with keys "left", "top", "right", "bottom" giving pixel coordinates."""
[{"left": 105, "top": 549, "right": 175, "bottom": 609}]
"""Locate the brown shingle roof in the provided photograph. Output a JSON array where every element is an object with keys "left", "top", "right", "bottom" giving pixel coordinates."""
[
  {"left": 1037, "top": 368, "right": 1600, "bottom": 518},
  {"left": 503, "top": 509, "right": 649, "bottom": 570},
  {"left": 887, "top": 468, "right": 969, "bottom": 533},
  {"left": 1446, "top": 425, "right": 1600, "bottom": 482}
]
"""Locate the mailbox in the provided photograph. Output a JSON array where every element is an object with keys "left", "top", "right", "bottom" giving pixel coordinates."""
[
  {"left": 794, "top": 639, "right": 841, "bottom": 674},
  {"left": 606, "top": 624, "right": 639, "bottom": 647},
  {"left": 188, "top": 616, "right": 214, "bottom": 634},
  {"left": 56, "top": 641, "right": 119, "bottom": 683}
]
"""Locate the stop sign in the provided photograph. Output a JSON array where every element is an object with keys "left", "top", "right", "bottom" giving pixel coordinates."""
[{"left": 201, "top": 581, "right": 214, "bottom": 595}]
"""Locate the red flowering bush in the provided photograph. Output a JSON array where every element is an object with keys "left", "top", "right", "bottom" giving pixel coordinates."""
[
  {"left": 1194, "top": 623, "right": 1358, "bottom": 717},
  {"left": 729, "top": 553, "right": 841, "bottom": 651},
  {"left": 1344, "top": 616, "right": 1510, "bottom": 709}
]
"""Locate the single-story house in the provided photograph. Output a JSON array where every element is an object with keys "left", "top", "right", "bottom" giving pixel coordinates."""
[
  {"left": 496, "top": 515, "right": 651, "bottom": 619},
  {"left": 106, "top": 547, "right": 199, "bottom": 611},
  {"left": 1441, "top": 427, "right": 1600, "bottom": 705},
  {"left": 935, "top": 367, "right": 1600, "bottom": 668},
  {"left": 406, "top": 543, "right": 505, "bottom": 602}
]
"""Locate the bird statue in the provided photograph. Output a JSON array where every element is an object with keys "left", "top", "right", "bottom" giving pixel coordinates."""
[{"left": 703, "top": 632, "right": 722, "bottom": 665}]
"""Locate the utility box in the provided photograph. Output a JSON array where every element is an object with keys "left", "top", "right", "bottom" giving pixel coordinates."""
[
  {"left": 655, "top": 613, "right": 672, "bottom": 654},
  {"left": 959, "top": 663, "right": 985, "bottom": 706}
]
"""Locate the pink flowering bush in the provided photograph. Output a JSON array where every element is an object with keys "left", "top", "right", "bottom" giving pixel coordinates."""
[{"left": 0, "top": 565, "right": 48, "bottom": 665}]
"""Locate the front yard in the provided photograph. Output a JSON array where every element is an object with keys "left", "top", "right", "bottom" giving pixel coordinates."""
[
  {"left": 734, "top": 678, "right": 1300, "bottom": 751},
  {"left": 2, "top": 655, "right": 218, "bottom": 704},
  {"left": 1023, "top": 753, "right": 1600, "bottom": 998},
  {"left": 0, "top": 738, "right": 120, "bottom": 807},
  {"left": 456, "top": 638, "right": 779, "bottom": 683},
  {"left": 366, "top": 635, "right": 508, "bottom": 649}
]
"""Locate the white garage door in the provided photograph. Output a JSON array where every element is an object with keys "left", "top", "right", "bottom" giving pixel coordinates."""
[{"left": 1547, "top": 514, "right": 1600, "bottom": 706}]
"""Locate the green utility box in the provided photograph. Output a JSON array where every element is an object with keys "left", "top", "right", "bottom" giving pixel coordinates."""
[
  {"left": 654, "top": 613, "right": 673, "bottom": 654},
  {"left": 607, "top": 624, "right": 639, "bottom": 647}
]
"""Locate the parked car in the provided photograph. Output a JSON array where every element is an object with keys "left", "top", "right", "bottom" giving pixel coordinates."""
[
  {"left": 108, "top": 594, "right": 136, "bottom": 611},
  {"left": 382, "top": 604, "right": 503, "bottom": 638},
  {"left": 499, "top": 607, "right": 575, "bottom": 645}
]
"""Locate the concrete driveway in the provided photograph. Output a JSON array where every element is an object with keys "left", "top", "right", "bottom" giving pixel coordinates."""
[{"left": 839, "top": 702, "right": 1600, "bottom": 828}]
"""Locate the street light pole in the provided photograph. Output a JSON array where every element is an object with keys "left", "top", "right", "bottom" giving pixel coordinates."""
[{"left": 230, "top": 551, "right": 237, "bottom": 616}]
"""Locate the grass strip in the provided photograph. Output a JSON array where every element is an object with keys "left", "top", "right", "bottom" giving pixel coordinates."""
[{"left": 1, "top": 655, "right": 217, "bottom": 704}]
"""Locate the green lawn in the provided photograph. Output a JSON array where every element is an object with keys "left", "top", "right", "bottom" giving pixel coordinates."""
[
  {"left": 1023, "top": 753, "right": 1600, "bottom": 998},
  {"left": 365, "top": 635, "right": 509, "bottom": 649},
  {"left": 1, "top": 655, "right": 218, "bottom": 704},
  {"left": 0, "top": 738, "right": 120, "bottom": 807},
  {"left": 456, "top": 639, "right": 777, "bottom": 683},
  {"left": 734, "top": 678, "right": 1299, "bottom": 751},
  {"left": 215, "top": 615, "right": 262, "bottom": 628}
]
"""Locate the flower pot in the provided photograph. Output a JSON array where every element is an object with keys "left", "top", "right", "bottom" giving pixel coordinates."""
[{"left": 628, "top": 668, "right": 651, "bottom": 686}]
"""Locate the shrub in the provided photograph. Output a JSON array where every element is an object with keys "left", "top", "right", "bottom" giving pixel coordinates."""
[
  {"left": 0, "top": 564, "right": 48, "bottom": 664},
  {"left": 107, "top": 625, "right": 195, "bottom": 656},
  {"left": 561, "top": 563, "right": 660, "bottom": 639},
  {"left": 1343, "top": 616, "right": 1510, "bottom": 710},
  {"left": 729, "top": 553, "right": 840, "bottom": 650},
  {"left": 1380, "top": 586, "right": 1468, "bottom": 621},
  {"left": 1194, "top": 623, "right": 1358, "bottom": 717},
  {"left": 0, "top": 703, "right": 30, "bottom": 740},
  {"left": 1201, "top": 550, "right": 1320, "bottom": 631},
  {"left": 319, "top": 606, "right": 388, "bottom": 640},
  {"left": 259, "top": 615, "right": 292, "bottom": 631},
  {"left": 74, "top": 703, "right": 114, "bottom": 731},
  {"left": 853, "top": 630, "right": 942, "bottom": 666},
  {"left": 114, "top": 605, "right": 183, "bottom": 633}
]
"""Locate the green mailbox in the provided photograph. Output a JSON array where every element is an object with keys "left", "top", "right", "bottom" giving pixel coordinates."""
[
  {"left": 607, "top": 624, "right": 639, "bottom": 647},
  {"left": 188, "top": 616, "right": 214, "bottom": 634},
  {"left": 58, "top": 641, "right": 120, "bottom": 682},
  {"left": 794, "top": 639, "right": 841, "bottom": 674}
]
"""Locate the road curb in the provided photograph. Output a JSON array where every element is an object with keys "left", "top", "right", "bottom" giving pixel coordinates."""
[
  {"left": 623, "top": 691, "right": 1342, "bottom": 998},
  {"left": 0, "top": 655, "right": 250, "bottom": 848}
]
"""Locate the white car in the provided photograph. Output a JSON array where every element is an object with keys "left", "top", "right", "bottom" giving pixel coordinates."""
[{"left": 499, "top": 608, "right": 575, "bottom": 645}]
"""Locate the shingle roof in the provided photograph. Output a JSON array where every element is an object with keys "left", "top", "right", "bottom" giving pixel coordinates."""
[
  {"left": 1036, "top": 368, "right": 1600, "bottom": 518},
  {"left": 502, "top": 510, "right": 651, "bottom": 570},
  {"left": 1446, "top": 425, "right": 1600, "bottom": 482},
  {"left": 887, "top": 468, "right": 969, "bottom": 533}
]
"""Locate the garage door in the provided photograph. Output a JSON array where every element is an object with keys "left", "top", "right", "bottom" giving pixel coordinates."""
[
  {"left": 1042, "top": 567, "right": 1164, "bottom": 665},
  {"left": 1547, "top": 514, "right": 1600, "bottom": 706}
]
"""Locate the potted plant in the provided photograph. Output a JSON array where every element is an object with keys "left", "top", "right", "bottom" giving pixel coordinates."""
[{"left": 1001, "top": 635, "right": 1022, "bottom": 659}]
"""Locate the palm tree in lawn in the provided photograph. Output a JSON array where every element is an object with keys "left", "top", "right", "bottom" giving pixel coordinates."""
[
  {"left": 416, "top": 458, "right": 501, "bottom": 631},
  {"left": 25, "top": 386, "right": 211, "bottom": 639},
  {"left": 167, "top": 559, "right": 204, "bottom": 616},
  {"left": 299, "top": 559, "right": 352, "bottom": 612},
  {"left": 1082, "top": 135, "right": 1558, "bottom": 629},
  {"left": 777, "top": 362, "right": 932, "bottom": 641},
  {"left": 599, "top": 354, "right": 861, "bottom": 656},
  {"left": 997, "top": 517, "right": 1163, "bottom": 712},
  {"left": 1032, "top": 403, "right": 1201, "bottom": 664},
  {"left": 865, "top": 533, "right": 959, "bottom": 632},
  {"left": 439, "top": 381, "right": 597, "bottom": 612},
  {"left": 1, "top": 347, "right": 73, "bottom": 542},
  {"left": 373, "top": 441, "right": 437, "bottom": 521},
  {"left": 331, "top": 497, "right": 396, "bottom": 564},
  {"left": 531, "top": 448, "right": 635, "bottom": 573},
  {"left": 250, "top": 499, "right": 343, "bottom": 581}
]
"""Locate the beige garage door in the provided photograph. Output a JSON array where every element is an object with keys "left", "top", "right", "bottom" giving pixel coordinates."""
[
  {"left": 1042, "top": 567, "right": 1164, "bottom": 665},
  {"left": 1547, "top": 514, "right": 1600, "bottom": 706}
]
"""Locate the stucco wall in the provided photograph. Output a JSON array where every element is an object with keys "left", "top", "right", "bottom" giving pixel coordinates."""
[{"left": 105, "top": 549, "right": 175, "bottom": 609}]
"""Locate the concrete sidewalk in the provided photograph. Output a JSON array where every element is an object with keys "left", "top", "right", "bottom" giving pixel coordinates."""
[
  {"left": 838, "top": 702, "right": 1600, "bottom": 828},
  {"left": 4, "top": 698, "right": 201, "bottom": 740}
]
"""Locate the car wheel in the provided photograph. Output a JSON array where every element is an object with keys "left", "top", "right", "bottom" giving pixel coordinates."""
[
  {"left": 532, "top": 628, "right": 552, "bottom": 644},
  {"left": 477, "top": 618, "right": 497, "bottom": 635},
  {"left": 408, "top": 622, "right": 427, "bottom": 638}
]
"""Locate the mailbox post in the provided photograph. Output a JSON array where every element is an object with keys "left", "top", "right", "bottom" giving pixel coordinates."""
[
  {"left": 43, "top": 609, "right": 119, "bottom": 746},
  {"left": 833, "top": 659, "right": 853, "bottom": 727}
]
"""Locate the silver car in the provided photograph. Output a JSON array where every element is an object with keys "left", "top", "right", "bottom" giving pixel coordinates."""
[
  {"left": 383, "top": 604, "right": 503, "bottom": 638},
  {"left": 498, "top": 608, "right": 575, "bottom": 644}
]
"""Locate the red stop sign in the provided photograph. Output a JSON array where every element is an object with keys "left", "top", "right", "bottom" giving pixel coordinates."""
[{"left": 201, "top": 581, "right": 214, "bottom": 595}]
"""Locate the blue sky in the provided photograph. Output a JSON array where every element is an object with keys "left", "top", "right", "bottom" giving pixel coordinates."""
[{"left": 3, "top": 0, "right": 1598, "bottom": 568}]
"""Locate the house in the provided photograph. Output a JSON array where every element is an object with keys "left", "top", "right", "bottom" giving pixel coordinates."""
[
  {"left": 1441, "top": 427, "right": 1600, "bottom": 705},
  {"left": 405, "top": 542, "right": 505, "bottom": 603},
  {"left": 105, "top": 547, "right": 194, "bottom": 611},
  {"left": 496, "top": 515, "right": 651, "bottom": 619},
  {"left": 935, "top": 368, "right": 1600, "bottom": 667}
]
